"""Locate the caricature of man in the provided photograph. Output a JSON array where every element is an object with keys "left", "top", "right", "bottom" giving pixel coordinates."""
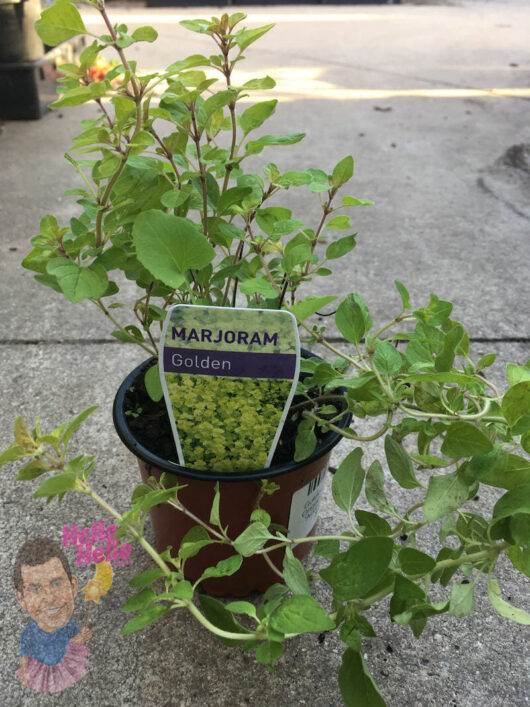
[{"left": 14, "top": 537, "right": 91, "bottom": 693}]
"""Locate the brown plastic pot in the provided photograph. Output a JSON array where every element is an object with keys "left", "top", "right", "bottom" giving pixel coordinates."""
[{"left": 113, "top": 354, "right": 350, "bottom": 596}]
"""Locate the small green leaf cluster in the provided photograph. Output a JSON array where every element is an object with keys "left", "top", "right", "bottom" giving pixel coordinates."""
[
  {"left": 24, "top": 1, "right": 369, "bottom": 361},
  {"left": 0, "top": 407, "right": 99, "bottom": 501},
  {"left": 165, "top": 373, "right": 292, "bottom": 472}
]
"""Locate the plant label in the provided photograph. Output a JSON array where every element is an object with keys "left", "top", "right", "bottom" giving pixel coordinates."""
[{"left": 159, "top": 305, "right": 300, "bottom": 473}]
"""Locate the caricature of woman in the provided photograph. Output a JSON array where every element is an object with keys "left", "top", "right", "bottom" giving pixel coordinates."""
[{"left": 14, "top": 537, "right": 91, "bottom": 693}]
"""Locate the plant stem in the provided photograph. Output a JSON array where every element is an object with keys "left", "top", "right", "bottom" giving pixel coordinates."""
[
  {"left": 93, "top": 299, "right": 158, "bottom": 356},
  {"left": 398, "top": 398, "right": 492, "bottom": 421},
  {"left": 80, "top": 483, "right": 172, "bottom": 578},
  {"left": 150, "top": 127, "right": 182, "bottom": 187},
  {"left": 97, "top": 2, "right": 141, "bottom": 102},
  {"left": 185, "top": 600, "right": 265, "bottom": 642},
  {"left": 166, "top": 498, "right": 227, "bottom": 543},
  {"left": 262, "top": 551, "right": 284, "bottom": 579},
  {"left": 95, "top": 156, "right": 127, "bottom": 248},
  {"left": 304, "top": 410, "right": 392, "bottom": 443},
  {"left": 189, "top": 105, "right": 209, "bottom": 238},
  {"left": 408, "top": 544, "right": 508, "bottom": 581}
]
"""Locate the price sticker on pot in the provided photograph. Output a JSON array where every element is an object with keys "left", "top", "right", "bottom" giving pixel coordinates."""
[{"left": 159, "top": 305, "right": 300, "bottom": 474}]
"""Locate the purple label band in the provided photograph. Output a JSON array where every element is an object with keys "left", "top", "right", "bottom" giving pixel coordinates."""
[{"left": 163, "top": 347, "right": 297, "bottom": 379}]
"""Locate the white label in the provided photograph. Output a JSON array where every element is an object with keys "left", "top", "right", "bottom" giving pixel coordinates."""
[
  {"left": 159, "top": 304, "right": 300, "bottom": 473},
  {"left": 287, "top": 467, "right": 327, "bottom": 540}
]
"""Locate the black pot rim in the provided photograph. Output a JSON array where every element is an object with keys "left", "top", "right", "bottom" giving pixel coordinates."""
[{"left": 113, "top": 351, "right": 351, "bottom": 483}]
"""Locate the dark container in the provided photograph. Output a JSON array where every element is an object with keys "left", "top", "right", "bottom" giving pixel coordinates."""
[
  {"left": 113, "top": 354, "right": 350, "bottom": 596},
  {"left": 0, "top": 0, "right": 44, "bottom": 64},
  {"left": 0, "top": 34, "right": 85, "bottom": 121}
]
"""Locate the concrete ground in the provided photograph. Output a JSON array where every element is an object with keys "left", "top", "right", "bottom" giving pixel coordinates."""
[{"left": 0, "top": 1, "right": 529, "bottom": 705}]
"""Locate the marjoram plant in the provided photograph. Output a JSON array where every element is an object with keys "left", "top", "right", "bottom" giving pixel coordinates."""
[{"left": 2, "top": 2, "right": 529, "bottom": 705}]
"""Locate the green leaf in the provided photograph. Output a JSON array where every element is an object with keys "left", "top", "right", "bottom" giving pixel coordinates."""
[
  {"left": 338, "top": 648, "right": 386, "bottom": 707},
  {"left": 131, "top": 26, "right": 158, "bottom": 43},
  {"left": 62, "top": 405, "right": 98, "bottom": 448},
  {"left": 204, "top": 89, "right": 238, "bottom": 118},
  {"left": 354, "top": 510, "right": 391, "bottom": 536},
  {"left": 294, "top": 417, "right": 317, "bottom": 462},
  {"left": 16, "top": 460, "right": 51, "bottom": 481},
  {"left": 506, "top": 546, "right": 530, "bottom": 577},
  {"left": 270, "top": 595, "right": 334, "bottom": 634},
  {"left": 290, "top": 295, "right": 337, "bottom": 321},
  {"left": 320, "top": 537, "right": 394, "bottom": 601},
  {"left": 226, "top": 601, "right": 257, "bottom": 619},
  {"left": 246, "top": 133, "right": 305, "bottom": 153},
  {"left": 326, "top": 234, "right": 356, "bottom": 260},
  {"left": 130, "top": 130, "right": 156, "bottom": 150},
  {"left": 234, "top": 523, "right": 274, "bottom": 557},
  {"left": 283, "top": 547, "right": 310, "bottom": 595},
  {"left": 169, "top": 581, "right": 193, "bottom": 600},
  {"left": 502, "top": 382, "right": 530, "bottom": 427},
  {"left": 179, "top": 526, "right": 212, "bottom": 560},
  {"left": 478, "top": 353, "right": 496, "bottom": 370},
  {"left": 241, "top": 76, "right": 276, "bottom": 91},
  {"left": 374, "top": 342, "right": 402, "bottom": 376},
  {"left": 403, "top": 372, "right": 478, "bottom": 386},
  {"left": 250, "top": 508, "right": 271, "bottom": 527},
  {"left": 13, "top": 416, "right": 38, "bottom": 451},
  {"left": 365, "top": 460, "right": 397, "bottom": 515},
  {"left": 121, "top": 605, "right": 170, "bottom": 635},
  {"left": 468, "top": 450, "right": 530, "bottom": 490},
  {"left": 35, "top": 0, "right": 87, "bottom": 46},
  {"left": 399, "top": 548, "right": 436, "bottom": 575},
  {"left": 51, "top": 81, "right": 110, "bottom": 108},
  {"left": 33, "top": 472, "right": 79, "bottom": 499},
  {"left": 336, "top": 294, "right": 365, "bottom": 346},
  {"left": 342, "top": 196, "right": 373, "bottom": 207},
  {"left": 390, "top": 573, "right": 426, "bottom": 619},
  {"left": 133, "top": 211, "right": 215, "bottom": 288},
  {"left": 198, "top": 594, "right": 251, "bottom": 646},
  {"left": 144, "top": 364, "right": 163, "bottom": 402},
  {"left": 332, "top": 447, "right": 364, "bottom": 512},
  {"left": 256, "top": 641, "right": 283, "bottom": 665},
  {"left": 46, "top": 258, "right": 108, "bottom": 303},
  {"left": 314, "top": 539, "right": 341, "bottom": 558},
  {"left": 235, "top": 24, "right": 275, "bottom": 51},
  {"left": 326, "top": 215, "right": 351, "bottom": 231},
  {"left": 217, "top": 186, "right": 252, "bottom": 215},
  {"left": 331, "top": 156, "right": 354, "bottom": 187},
  {"left": 414, "top": 293, "right": 452, "bottom": 327},
  {"left": 129, "top": 568, "right": 166, "bottom": 588},
  {"left": 240, "top": 100, "right": 277, "bottom": 135},
  {"left": 492, "top": 484, "right": 530, "bottom": 520},
  {"left": 423, "top": 471, "right": 470, "bottom": 521},
  {"left": 122, "top": 588, "right": 157, "bottom": 613},
  {"left": 239, "top": 277, "right": 278, "bottom": 300},
  {"left": 506, "top": 364, "right": 530, "bottom": 387},
  {"left": 209, "top": 482, "right": 221, "bottom": 527},
  {"left": 487, "top": 578, "right": 530, "bottom": 625},
  {"left": 510, "top": 514, "right": 530, "bottom": 546},
  {"left": 179, "top": 19, "right": 212, "bottom": 34},
  {"left": 201, "top": 554, "right": 243, "bottom": 579},
  {"left": 394, "top": 280, "right": 411, "bottom": 309},
  {"left": 384, "top": 435, "right": 422, "bottom": 489},
  {"left": 0, "top": 443, "right": 27, "bottom": 466},
  {"left": 441, "top": 421, "right": 494, "bottom": 458},
  {"left": 161, "top": 185, "right": 193, "bottom": 209}
]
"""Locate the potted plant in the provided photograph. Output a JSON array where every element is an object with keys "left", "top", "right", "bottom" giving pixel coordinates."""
[
  {"left": 20, "top": 0, "right": 365, "bottom": 592},
  {"left": 2, "top": 1, "right": 529, "bottom": 705}
]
